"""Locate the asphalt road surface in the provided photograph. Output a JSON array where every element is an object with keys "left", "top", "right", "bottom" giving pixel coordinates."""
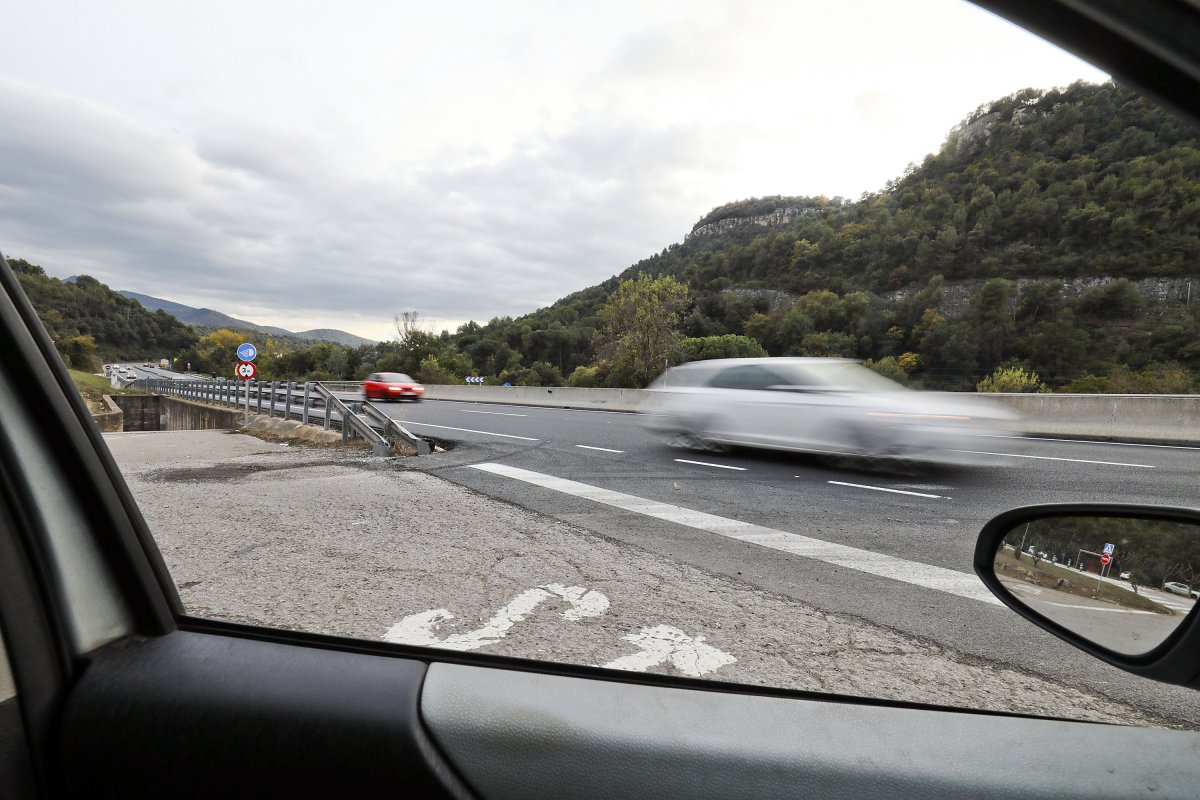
[{"left": 362, "top": 396, "right": 1200, "bottom": 725}]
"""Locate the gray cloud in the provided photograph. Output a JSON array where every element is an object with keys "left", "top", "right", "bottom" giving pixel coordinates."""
[{"left": 0, "top": 80, "right": 703, "bottom": 336}]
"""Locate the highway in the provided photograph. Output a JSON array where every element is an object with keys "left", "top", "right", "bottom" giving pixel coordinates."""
[
  {"left": 370, "top": 395, "right": 1200, "bottom": 724},
  {"left": 104, "top": 366, "right": 1200, "bottom": 723}
]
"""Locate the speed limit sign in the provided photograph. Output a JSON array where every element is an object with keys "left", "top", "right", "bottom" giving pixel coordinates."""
[{"left": 236, "top": 361, "right": 257, "bottom": 380}]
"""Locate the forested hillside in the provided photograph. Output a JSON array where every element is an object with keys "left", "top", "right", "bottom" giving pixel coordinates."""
[
  {"left": 11, "top": 81, "right": 1200, "bottom": 390},
  {"left": 10, "top": 259, "right": 197, "bottom": 368},
  {"left": 410, "top": 80, "right": 1199, "bottom": 391}
]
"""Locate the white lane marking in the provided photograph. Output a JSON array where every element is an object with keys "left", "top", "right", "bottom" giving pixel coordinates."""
[
  {"left": 470, "top": 463, "right": 1001, "bottom": 606},
  {"left": 462, "top": 410, "right": 528, "bottom": 417},
  {"left": 973, "top": 433, "right": 1200, "bottom": 451},
  {"left": 827, "top": 481, "right": 947, "bottom": 499},
  {"left": 1038, "top": 601, "right": 1158, "bottom": 616},
  {"left": 383, "top": 584, "right": 609, "bottom": 651},
  {"left": 601, "top": 625, "right": 735, "bottom": 677},
  {"left": 949, "top": 450, "right": 1155, "bottom": 468},
  {"left": 675, "top": 459, "right": 747, "bottom": 471},
  {"left": 403, "top": 421, "right": 540, "bottom": 441},
  {"left": 576, "top": 445, "right": 626, "bottom": 453}
]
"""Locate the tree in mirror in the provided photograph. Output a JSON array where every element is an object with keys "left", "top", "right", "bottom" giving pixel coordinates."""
[{"left": 993, "top": 517, "right": 1200, "bottom": 656}]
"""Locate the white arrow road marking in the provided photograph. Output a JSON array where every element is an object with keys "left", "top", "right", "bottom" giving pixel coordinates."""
[
  {"left": 601, "top": 625, "right": 736, "bottom": 677},
  {"left": 470, "top": 463, "right": 1003, "bottom": 606},
  {"left": 382, "top": 584, "right": 609, "bottom": 651}
]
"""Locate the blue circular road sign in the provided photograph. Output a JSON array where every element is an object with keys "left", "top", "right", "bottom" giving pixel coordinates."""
[{"left": 237, "top": 343, "right": 258, "bottom": 361}]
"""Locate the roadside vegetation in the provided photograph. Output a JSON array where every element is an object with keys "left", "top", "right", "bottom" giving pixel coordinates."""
[
  {"left": 67, "top": 369, "right": 142, "bottom": 414},
  {"left": 995, "top": 549, "right": 1170, "bottom": 614},
  {"left": 14, "top": 81, "right": 1200, "bottom": 391}
]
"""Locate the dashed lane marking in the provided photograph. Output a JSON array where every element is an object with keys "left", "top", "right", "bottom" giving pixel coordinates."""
[
  {"left": 470, "top": 463, "right": 1001, "bottom": 606},
  {"left": 462, "top": 410, "right": 528, "bottom": 417},
  {"left": 972, "top": 433, "right": 1200, "bottom": 451},
  {"left": 948, "top": 450, "right": 1155, "bottom": 468},
  {"left": 576, "top": 445, "right": 626, "bottom": 453},
  {"left": 674, "top": 459, "right": 747, "bottom": 471},
  {"left": 403, "top": 422, "right": 540, "bottom": 441},
  {"left": 827, "top": 481, "right": 948, "bottom": 499}
]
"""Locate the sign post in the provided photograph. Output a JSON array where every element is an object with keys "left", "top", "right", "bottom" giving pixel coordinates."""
[{"left": 236, "top": 343, "right": 258, "bottom": 425}]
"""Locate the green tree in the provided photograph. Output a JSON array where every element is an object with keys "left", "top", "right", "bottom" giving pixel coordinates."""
[
  {"left": 679, "top": 335, "right": 767, "bottom": 362},
  {"left": 60, "top": 335, "right": 98, "bottom": 370},
  {"left": 598, "top": 274, "right": 690, "bottom": 387}
]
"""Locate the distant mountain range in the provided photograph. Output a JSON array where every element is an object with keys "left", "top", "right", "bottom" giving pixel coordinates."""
[{"left": 118, "top": 290, "right": 376, "bottom": 347}]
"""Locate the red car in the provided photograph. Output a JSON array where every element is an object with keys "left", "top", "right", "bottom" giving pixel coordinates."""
[{"left": 362, "top": 372, "right": 425, "bottom": 402}]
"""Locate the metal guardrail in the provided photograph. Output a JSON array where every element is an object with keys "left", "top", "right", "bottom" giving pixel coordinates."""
[{"left": 138, "top": 379, "right": 427, "bottom": 456}]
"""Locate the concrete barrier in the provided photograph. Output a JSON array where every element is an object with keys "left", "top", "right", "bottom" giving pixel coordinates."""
[
  {"left": 424, "top": 384, "right": 645, "bottom": 411},
  {"left": 93, "top": 395, "right": 124, "bottom": 432},
  {"left": 110, "top": 395, "right": 244, "bottom": 432},
  {"left": 974, "top": 393, "right": 1200, "bottom": 445},
  {"left": 420, "top": 385, "right": 1200, "bottom": 445}
]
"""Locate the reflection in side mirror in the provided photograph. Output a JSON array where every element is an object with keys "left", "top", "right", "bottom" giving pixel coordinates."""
[{"left": 991, "top": 516, "right": 1200, "bottom": 656}]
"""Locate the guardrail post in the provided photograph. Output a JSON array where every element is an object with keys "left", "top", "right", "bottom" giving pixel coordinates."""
[
  {"left": 256, "top": 381, "right": 263, "bottom": 415},
  {"left": 302, "top": 383, "right": 311, "bottom": 425},
  {"left": 286, "top": 381, "right": 295, "bottom": 421},
  {"left": 324, "top": 395, "right": 332, "bottom": 430}
]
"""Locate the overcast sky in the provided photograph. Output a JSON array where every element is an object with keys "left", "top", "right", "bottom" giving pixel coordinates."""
[{"left": 0, "top": 1, "right": 1108, "bottom": 341}]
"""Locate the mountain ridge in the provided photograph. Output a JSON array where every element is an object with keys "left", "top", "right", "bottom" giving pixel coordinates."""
[{"left": 117, "top": 290, "right": 376, "bottom": 347}]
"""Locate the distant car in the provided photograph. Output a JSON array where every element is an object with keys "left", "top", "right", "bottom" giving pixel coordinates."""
[
  {"left": 1164, "top": 582, "right": 1193, "bottom": 597},
  {"left": 362, "top": 372, "right": 424, "bottom": 402},
  {"left": 1120, "top": 571, "right": 1132, "bottom": 580},
  {"left": 642, "top": 357, "right": 1017, "bottom": 467}
]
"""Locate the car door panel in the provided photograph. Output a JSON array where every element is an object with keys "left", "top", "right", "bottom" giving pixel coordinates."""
[
  {"left": 55, "top": 630, "right": 472, "bottom": 798},
  {"left": 421, "top": 662, "right": 1200, "bottom": 800}
]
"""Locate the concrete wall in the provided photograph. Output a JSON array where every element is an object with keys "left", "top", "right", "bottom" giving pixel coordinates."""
[
  {"left": 93, "top": 395, "right": 124, "bottom": 432},
  {"left": 974, "top": 393, "right": 1200, "bottom": 445},
  {"left": 111, "top": 395, "right": 163, "bottom": 431},
  {"left": 422, "top": 385, "right": 1200, "bottom": 445},
  {"left": 424, "top": 384, "right": 646, "bottom": 412},
  {"left": 110, "top": 395, "right": 244, "bottom": 432}
]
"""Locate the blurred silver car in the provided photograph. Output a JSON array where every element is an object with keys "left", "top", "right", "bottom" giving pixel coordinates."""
[{"left": 642, "top": 357, "right": 1018, "bottom": 467}]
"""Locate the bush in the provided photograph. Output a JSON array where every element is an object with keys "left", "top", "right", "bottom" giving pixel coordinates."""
[
  {"left": 505, "top": 361, "right": 563, "bottom": 387},
  {"left": 418, "top": 355, "right": 458, "bottom": 385},
  {"left": 566, "top": 366, "right": 600, "bottom": 387},
  {"left": 863, "top": 357, "right": 909, "bottom": 385},
  {"left": 976, "top": 366, "right": 1050, "bottom": 393},
  {"left": 679, "top": 334, "right": 768, "bottom": 362},
  {"left": 1061, "top": 363, "right": 1195, "bottom": 394},
  {"left": 60, "top": 335, "right": 98, "bottom": 371}
]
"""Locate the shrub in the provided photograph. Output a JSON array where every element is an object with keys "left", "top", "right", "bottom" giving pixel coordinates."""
[
  {"left": 863, "top": 357, "right": 909, "bottom": 385},
  {"left": 566, "top": 366, "right": 600, "bottom": 387},
  {"left": 976, "top": 366, "right": 1050, "bottom": 393}
]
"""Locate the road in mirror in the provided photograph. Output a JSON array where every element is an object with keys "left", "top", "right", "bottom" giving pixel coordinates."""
[{"left": 994, "top": 516, "right": 1200, "bottom": 655}]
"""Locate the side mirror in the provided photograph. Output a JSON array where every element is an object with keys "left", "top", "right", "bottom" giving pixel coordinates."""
[{"left": 975, "top": 504, "right": 1200, "bottom": 687}]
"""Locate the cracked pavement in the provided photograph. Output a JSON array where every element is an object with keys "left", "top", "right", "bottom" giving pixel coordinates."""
[{"left": 104, "top": 430, "right": 1169, "bottom": 727}]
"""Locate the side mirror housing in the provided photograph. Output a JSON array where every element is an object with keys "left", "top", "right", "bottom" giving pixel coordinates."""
[{"left": 975, "top": 504, "right": 1200, "bottom": 687}]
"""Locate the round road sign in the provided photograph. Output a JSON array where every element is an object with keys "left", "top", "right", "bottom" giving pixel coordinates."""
[
  {"left": 1100, "top": 553, "right": 1112, "bottom": 566},
  {"left": 236, "top": 361, "right": 257, "bottom": 380},
  {"left": 237, "top": 342, "right": 258, "bottom": 361}
]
